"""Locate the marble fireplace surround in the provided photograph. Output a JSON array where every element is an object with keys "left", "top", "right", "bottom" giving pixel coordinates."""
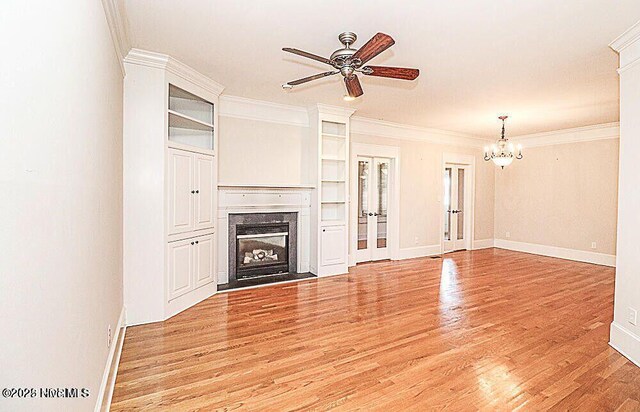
[{"left": 217, "top": 184, "right": 313, "bottom": 284}]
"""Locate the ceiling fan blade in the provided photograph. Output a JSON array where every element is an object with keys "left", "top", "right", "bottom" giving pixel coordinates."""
[
  {"left": 344, "top": 75, "right": 363, "bottom": 98},
  {"left": 363, "top": 66, "right": 419, "bottom": 80},
  {"left": 287, "top": 71, "right": 338, "bottom": 86},
  {"left": 352, "top": 32, "right": 395, "bottom": 65},
  {"left": 282, "top": 48, "right": 334, "bottom": 66}
]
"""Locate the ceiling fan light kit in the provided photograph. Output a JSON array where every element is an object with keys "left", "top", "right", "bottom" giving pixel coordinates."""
[
  {"left": 282, "top": 31, "right": 419, "bottom": 99},
  {"left": 484, "top": 116, "right": 523, "bottom": 169}
]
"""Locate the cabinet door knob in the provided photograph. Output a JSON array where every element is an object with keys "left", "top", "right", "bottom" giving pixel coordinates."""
[
  {"left": 191, "top": 190, "right": 195, "bottom": 194},
  {"left": 191, "top": 242, "right": 195, "bottom": 245},
  {"left": 195, "top": 190, "right": 200, "bottom": 193},
  {"left": 195, "top": 240, "right": 199, "bottom": 244}
]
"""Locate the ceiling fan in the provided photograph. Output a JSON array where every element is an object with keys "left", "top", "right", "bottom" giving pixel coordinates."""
[{"left": 282, "top": 32, "right": 419, "bottom": 99}]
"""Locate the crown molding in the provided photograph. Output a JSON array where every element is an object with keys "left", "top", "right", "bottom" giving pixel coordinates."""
[
  {"left": 311, "top": 103, "right": 357, "bottom": 118},
  {"left": 610, "top": 20, "right": 640, "bottom": 53},
  {"left": 219, "top": 95, "right": 308, "bottom": 127},
  {"left": 101, "top": 0, "right": 131, "bottom": 77},
  {"left": 511, "top": 122, "right": 619, "bottom": 148},
  {"left": 351, "top": 116, "right": 488, "bottom": 148},
  {"left": 124, "top": 49, "right": 225, "bottom": 96},
  {"left": 213, "top": 93, "right": 616, "bottom": 149}
]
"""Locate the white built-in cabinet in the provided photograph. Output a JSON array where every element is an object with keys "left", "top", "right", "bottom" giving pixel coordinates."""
[
  {"left": 309, "top": 105, "right": 356, "bottom": 277},
  {"left": 168, "top": 232, "right": 215, "bottom": 300},
  {"left": 168, "top": 149, "right": 215, "bottom": 235},
  {"left": 123, "top": 49, "right": 224, "bottom": 325}
]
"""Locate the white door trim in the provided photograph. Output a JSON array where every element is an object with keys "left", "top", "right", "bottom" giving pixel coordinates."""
[
  {"left": 440, "top": 153, "right": 476, "bottom": 255},
  {"left": 350, "top": 143, "right": 400, "bottom": 266}
]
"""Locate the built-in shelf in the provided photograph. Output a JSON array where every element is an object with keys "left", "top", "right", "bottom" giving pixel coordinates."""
[
  {"left": 218, "top": 183, "right": 316, "bottom": 189},
  {"left": 321, "top": 200, "right": 346, "bottom": 204},
  {"left": 321, "top": 179, "right": 345, "bottom": 183},
  {"left": 322, "top": 133, "right": 346, "bottom": 139},
  {"left": 168, "top": 110, "right": 214, "bottom": 131}
]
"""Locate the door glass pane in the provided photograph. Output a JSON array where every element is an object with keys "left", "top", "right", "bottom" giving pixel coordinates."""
[
  {"left": 457, "top": 169, "right": 465, "bottom": 240},
  {"left": 377, "top": 161, "right": 389, "bottom": 249},
  {"left": 357, "top": 160, "right": 369, "bottom": 250},
  {"left": 444, "top": 168, "right": 452, "bottom": 241}
]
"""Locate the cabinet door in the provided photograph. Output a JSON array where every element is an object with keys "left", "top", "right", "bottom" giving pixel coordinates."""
[
  {"left": 194, "top": 154, "right": 215, "bottom": 230},
  {"left": 193, "top": 233, "right": 215, "bottom": 288},
  {"left": 168, "top": 238, "right": 193, "bottom": 300},
  {"left": 168, "top": 149, "right": 194, "bottom": 235},
  {"left": 321, "top": 225, "right": 346, "bottom": 266}
]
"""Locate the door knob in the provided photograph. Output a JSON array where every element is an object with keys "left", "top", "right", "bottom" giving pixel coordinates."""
[{"left": 368, "top": 212, "right": 374, "bottom": 216}]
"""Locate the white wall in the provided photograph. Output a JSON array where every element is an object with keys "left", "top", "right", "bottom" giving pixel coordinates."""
[
  {"left": 218, "top": 116, "right": 313, "bottom": 185},
  {"left": 494, "top": 137, "right": 619, "bottom": 258},
  {"left": 610, "top": 22, "right": 640, "bottom": 366},
  {"left": 0, "top": 1, "right": 124, "bottom": 410}
]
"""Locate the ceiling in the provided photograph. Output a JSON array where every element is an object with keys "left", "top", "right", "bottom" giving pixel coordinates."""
[{"left": 122, "top": 0, "right": 640, "bottom": 138}]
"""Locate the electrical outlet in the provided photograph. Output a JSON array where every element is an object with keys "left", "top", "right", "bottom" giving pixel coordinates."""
[
  {"left": 591, "top": 242, "right": 597, "bottom": 249},
  {"left": 505, "top": 232, "right": 510, "bottom": 239},
  {"left": 107, "top": 325, "right": 112, "bottom": 348},
  {"left": 628, "top": 308, "right": 638, "bottom": 326},
  {"left": 414, "top": 236, "right": 419, "bottom": 245}
]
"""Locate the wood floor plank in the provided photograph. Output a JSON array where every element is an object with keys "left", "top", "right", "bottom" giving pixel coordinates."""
[{"left": 111, "top": 249, "right": 640, "bottom": 411}]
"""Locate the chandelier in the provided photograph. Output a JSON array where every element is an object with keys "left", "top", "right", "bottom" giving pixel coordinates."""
[{"left": 483, "top": 116, "right": 523, "bottom": 168}]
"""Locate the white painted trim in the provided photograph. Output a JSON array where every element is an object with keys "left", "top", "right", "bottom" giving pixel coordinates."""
[
  {"left": 313, "top": 103, "right": 357, "bottom": 118},
  {"left": 396, "top": 244, "right": 442, "bottom": 260},
  {"left": 494, "top": 239, "right": 616, "bottom": 267},
  {"left": 218, "top": 183, "right": 315, "bottom": 189},
  {"left": 124, "top": 49, "right": 225, "bottom": 96},
  {"left": 473, "top": 239, "right": 494, "bottom": 249},
  {"left": 94, "top": 306, "right": 126, "bottom": 412},
  {"left": 610, "top": 322, "right": 640, "bottom": 368},
  {"left": 219, "top": 95, "right": 309, "bottom": 127},
  {"left": 101, "top": 0, "right": 130, "bottom": 76},
  {"left": 610, "top": 20, "right": 640, "bottom": 53},
  {"left": 618, "top": 56, "right": 640, "bottom": 74},
  {"left": 441, "top": 153, "right": 476, "bottom": 255},
  {"left": 512, "top": 122, "right": 619, "bottom": 148},
  {"left": 350, "top": 143, "right": 401, "bottom": 265},
  {"left": 351, "top": 116, "right": 487, "bottom": 148}
]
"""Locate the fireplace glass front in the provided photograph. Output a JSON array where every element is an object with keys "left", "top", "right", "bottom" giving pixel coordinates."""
[{"left": 236, "top": 223, "right": 289, "bottom": 278}]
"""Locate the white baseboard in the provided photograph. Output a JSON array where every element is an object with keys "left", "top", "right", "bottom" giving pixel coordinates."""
[
  {"left": 610, "top": 322, "right": 640, "bottom": 368},
  {"left": 95, "top": 306, "right": 126, "bottom": 412},
  {"left": 396, "top": 244, "right": 441, "bottom": 260},
  {"left": 494, "top": 239, "right": 616, "bottom": 267},
  {"left": 473, "top": 239, "right": 494, "bottom": 249}
]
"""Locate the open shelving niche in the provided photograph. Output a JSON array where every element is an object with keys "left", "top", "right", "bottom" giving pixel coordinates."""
[
  {"left": 168, "top": 84, "right": 215, "bottom": 152},
  {"left": 320, "top": 121, "right": 348, "bottom": 224}
]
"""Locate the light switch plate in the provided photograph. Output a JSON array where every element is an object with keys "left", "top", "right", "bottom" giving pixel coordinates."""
[{"left": 628, "top": 308, "right": 638, "bottom": 326}]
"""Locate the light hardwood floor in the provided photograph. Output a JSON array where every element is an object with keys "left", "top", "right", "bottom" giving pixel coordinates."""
[{"left": 111, "top": 249, "right": 640, "bottom": 411}]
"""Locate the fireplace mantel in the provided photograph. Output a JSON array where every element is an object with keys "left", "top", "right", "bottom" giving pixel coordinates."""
[{"left": 217, "top": 185, "right": 312, "bottom": 284}]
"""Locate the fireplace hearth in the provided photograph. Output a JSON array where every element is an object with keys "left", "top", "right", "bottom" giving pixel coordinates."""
[{"left": 228, "top": 212, "right": 297, "bottom": 281}]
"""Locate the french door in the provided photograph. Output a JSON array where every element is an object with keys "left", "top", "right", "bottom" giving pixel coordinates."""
[
  {"left": 443, "top": 165, "right": 468, "bottom": 253},
  {"left": 356, "top": 156, "right": 391, "bottom": 262}
]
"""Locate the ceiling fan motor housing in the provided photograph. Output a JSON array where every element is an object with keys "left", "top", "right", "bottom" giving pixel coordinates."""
[{"left": 330, "top": 32, "right": 359, "bottom": 65}]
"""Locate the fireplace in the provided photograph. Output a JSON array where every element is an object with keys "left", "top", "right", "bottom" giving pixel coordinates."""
[{"left": 229, "top": 212, "right": 297, "bottom": 281}]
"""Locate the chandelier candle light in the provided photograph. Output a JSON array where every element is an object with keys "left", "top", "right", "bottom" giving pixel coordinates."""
[{"left": 484, "top": 116, "right": 523, "bottom": 169}]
